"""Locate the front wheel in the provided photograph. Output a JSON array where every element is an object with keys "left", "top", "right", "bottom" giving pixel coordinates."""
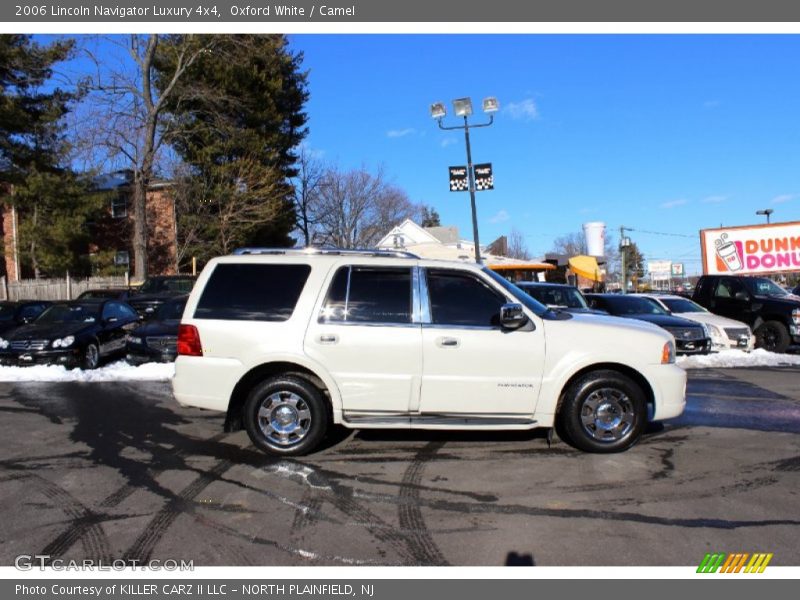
[
  {"left": 754, "top": 321, "right": 790, "bottom": 353},
  {"left": 81, "top": 343, "right": 100, "bottom": 370},
  {"left": 558, "top": 370, "right": 647, "bottom": 453},
  {"left": 243, "top": 376, "right": 328, "bottom": 456}
]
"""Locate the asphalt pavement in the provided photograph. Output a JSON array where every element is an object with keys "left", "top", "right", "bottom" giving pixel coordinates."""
[{"left": 0, "top": 367, "right": 798, "bottom": 566}]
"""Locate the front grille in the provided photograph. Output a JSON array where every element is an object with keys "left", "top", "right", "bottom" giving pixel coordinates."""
[
  {"left": 724, "top": 327, "right": 750, "bottom": 339},
  {"left": 664, "top": 327, "right": 704, "bottom": 341},
  {"left": 145, "top": 336, "right": 177, "bottom": 351},
  {"left": 10, "top": 339, "right": 49, "bottom": 351}
]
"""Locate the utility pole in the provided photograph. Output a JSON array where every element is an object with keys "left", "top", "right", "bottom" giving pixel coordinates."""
[{"left": 619, "top": 225, "right": 632, "bottom": 294}]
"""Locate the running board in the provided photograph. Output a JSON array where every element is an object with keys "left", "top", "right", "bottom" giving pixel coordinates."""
[{"left": 342, "top": 413, "right": 538, "bottom": 429}]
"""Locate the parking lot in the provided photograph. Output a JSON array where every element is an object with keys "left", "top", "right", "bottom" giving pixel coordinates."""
[{"left": 1, "top": 367, "right": 799, "bottom": 567}]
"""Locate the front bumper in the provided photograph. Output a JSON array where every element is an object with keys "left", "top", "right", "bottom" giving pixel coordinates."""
[
  {"left": 641, "top": 363, "right": 687, "bottom": 421},
  {"left": 0, "top": 348, "right": 82, "bottom": 367}
]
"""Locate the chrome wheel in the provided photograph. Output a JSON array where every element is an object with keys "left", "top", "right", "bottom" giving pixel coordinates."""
[
  {"left": 580, "top": 387, "right": 635, "bottom": 442},
  {"left": 83, "top": 344, "right": 99, "bottom": 369},
  {"left": 256, "top": 391, "right": 312, "bottom": 447}
]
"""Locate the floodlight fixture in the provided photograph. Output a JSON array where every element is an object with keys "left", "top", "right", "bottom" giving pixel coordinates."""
[
  {"left": 482, "top": 97, "right": 499, "bottom": 113},
  {"left": 452, "top": 97, "right": 473, "bottom": 117},
  {"left": 430, "top": 102, "right": 447, "bottom": 119}
]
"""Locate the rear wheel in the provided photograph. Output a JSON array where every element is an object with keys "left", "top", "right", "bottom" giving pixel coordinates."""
[
  {"left": 243, "top": 376, "right": 328, "bottom": 456},
  {"left": 754, "top": 321, "right": 790, "bottom": 353},
  {"left": 558, "top": 370, "right": 647, "bottom": 453}
]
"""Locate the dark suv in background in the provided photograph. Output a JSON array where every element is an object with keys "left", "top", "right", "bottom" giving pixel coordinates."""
[
  {"left": 129, "top": 275, "right": 196, "bottom": 319},
  {"left": 515, "top": 282, "right": 606, "bottom": 314},
  {"left": 692, "top": 275, "right": 800, "bottom": 353}
]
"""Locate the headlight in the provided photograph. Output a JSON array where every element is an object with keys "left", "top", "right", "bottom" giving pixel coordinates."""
[
  {"left": 706, "top": 323, "right": 723, "bottom": 339},
  {"left": 0, "top": 338, "right": 8, "bottom": 349},
  {"left": 792, "top": 308, "right": 800, "bottom": 325},
  {"left": 52, "top": 336, "right": 75, "bottom": 348},
  {"left": 661, "top": 341, "right": 676, "bottom": 364},
  {"left": 127, "top": 336, "right": 143, "bottom": 345}
]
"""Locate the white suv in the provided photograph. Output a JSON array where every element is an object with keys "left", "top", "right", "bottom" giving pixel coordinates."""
[{"left": 172, "top": 249, "right": 686, "bottom": 455}]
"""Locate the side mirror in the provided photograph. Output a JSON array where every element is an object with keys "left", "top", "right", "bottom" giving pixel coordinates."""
[{"left": 500, "top": 303, "right": 528, "bottom": 330}]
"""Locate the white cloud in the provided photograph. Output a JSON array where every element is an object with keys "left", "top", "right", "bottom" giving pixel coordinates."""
[
  {"left": 771, "top": 194, "right": 795, "bottom": 204},
  {"left": 440, "top": 137, "right": 458, "bottom": 148},
  {"left": 702, "top": 195, "right": 727, "bottom": 204},
  {"left": 505, "top": 98, "right": 539, "bottom": 121},
  {"left": 386, "top": 128, "right": 415, "bottom": 138},
  {"left": 489, "top": 210, "right": 510, "bottom": 224},
  {"left": 660, "top": 199, "right": 688, "bottom": 209}
]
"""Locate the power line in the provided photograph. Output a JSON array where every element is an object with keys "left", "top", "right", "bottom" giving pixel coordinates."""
[{"left": 627, "top": 228, "right": 697, "bottom": 239}]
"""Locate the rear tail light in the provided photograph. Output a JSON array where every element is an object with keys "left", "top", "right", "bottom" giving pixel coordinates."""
[
  {"left": 177, "top": 324, "right": 203, "bottom": 357},
  {"left": 661, "top": 341, "right": 675, "bottom": 364}
]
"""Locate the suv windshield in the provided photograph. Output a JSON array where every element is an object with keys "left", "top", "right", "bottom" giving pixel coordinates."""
[
  {"left": 660, "top": 297, "right": 708, "bottom": 313},
  {"left": 601, "top": 295, "right": 669, "bottom": 316},
  {"left": 139, "top": 278, "right": 194, "bottom": 294},
  {"left": 745, "top": 277, "right": 790, "bottom": 298},
  {"left": 0, "top": 304, "right": 17, "bottom": 321},
  {"left": 37, "top": 304, "right": 99, "bottom": 324},
  {"left": 520, "top": 285, "right": 589, "bottom": 309},
  {"left": 157, "top": 298, "right": 187, "bottom": 321},
  {"left": 482, "top": 269, "right": 548, "bottom": 316}
]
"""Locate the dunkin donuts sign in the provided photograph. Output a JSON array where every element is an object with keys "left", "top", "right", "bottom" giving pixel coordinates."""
[{"left": 700, "top": 222, "right": 800, "bottom": 275}]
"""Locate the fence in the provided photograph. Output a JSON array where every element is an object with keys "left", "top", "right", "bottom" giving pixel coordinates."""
[{"left": 0, "top": 274, "right": 130, "bottom": 301}]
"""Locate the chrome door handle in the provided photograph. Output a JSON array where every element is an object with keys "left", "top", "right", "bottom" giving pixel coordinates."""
[
  {"left": 437, "top": 337, "right": 460, "bottom": 348},
  {"left": 318, "top": 334, "right": 339, "bottom": 344}
]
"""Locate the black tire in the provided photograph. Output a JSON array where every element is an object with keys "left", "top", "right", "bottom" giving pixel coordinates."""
[
  {"left": 754, "top": 320, "right": 790, "bottom": 353},
  {"left": 243, "top": 376, "right": 328, "bottom": 456},
  {"left": 558, "top": 370, "right": 647, "bottom": 453},
  {"left": 81, "top": 342, "right": 100, "bottom": 370}
]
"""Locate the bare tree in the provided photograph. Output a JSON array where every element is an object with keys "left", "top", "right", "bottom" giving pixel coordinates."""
[
  {"left": 551, "top": 231, "right": 588, "bottom": 256},
  {"left": 81, "top": 35, "right": 213, "bottom": 280},
  {"left": 313, "top": 166, "right": 420, "bottom": 248},
  {"left": 292, "top": 146, "right": 326, "bottom": 246},
  {"left": 507, "top": 228, "right": 531, "bottom": 260}
]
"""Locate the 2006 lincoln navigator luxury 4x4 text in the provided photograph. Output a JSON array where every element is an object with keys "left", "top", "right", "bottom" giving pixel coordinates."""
[{"left": 172, "top": 248, "right": 686, "bottom": 455}]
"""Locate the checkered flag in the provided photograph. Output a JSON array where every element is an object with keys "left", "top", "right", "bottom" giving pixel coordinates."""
[
  {"left": 449, "top": 166, "right": 468, "bottom": 192},
  {"left": 474, "top": 163, "right": 493, "bottom": 191}
]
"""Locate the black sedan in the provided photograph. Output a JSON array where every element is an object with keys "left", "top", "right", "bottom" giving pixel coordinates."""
[
  {"left": 0, "top": 299, "right": 140, "bottom": 369},
  {"left": 128, "top": 275, "right": 196, "bottom": 320},
  {"left": 515, "top": 282, "right": 607, "bottom": 315},
  {"left": 126, "top": 295, "right": 187, "bottom": 364},
  {"left": 0, "top": 301, "right": 51, "bottom": 335},
  {"left": 585, "top": 293, "right": 712, "bottom": 355}
]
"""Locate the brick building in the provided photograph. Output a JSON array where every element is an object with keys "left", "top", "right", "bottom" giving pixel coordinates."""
[{"left": 1, "top": 170, "right": 178, "bottom": 282}]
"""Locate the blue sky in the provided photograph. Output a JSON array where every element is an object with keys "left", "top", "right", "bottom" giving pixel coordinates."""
[{"left": 292, "top": 35, "right": 800, "bottom": 274}]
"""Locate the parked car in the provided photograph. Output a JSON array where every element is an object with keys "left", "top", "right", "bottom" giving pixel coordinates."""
[
  {"left": 126, "top": 295, "right": 188, "bottom": 364},
  {"left": 515, "top": 282, "right": 607, "bottom": 314},
  {"left": 585, "top": 294, "right": 711, "bottom": 355},
  {"left": 692, "top": 275, "right": 800, "bottom": 353},
  {"left": 0, "top": 301, "right": 51, "bottom": 335},
  {"left": 128, "top": 275, "right": 196, "bottom": 319},
  {"left": 77, "top": 288, "right": 133, "bottom": 301},
  {"left": 793, "top": 284, "right": 800, "bottom": 297},
  {"left": 0, "top": 299, "right": 140, "bottom": 369},
  {"left": 639, "top": 294, "right": 754, "bottom": 352},
  {"left": 172, "top": 248, "right": 686, "bottom": 456}
]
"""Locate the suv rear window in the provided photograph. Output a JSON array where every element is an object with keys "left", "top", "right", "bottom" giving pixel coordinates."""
[
  {"left": 320, "top": 266, "right": 412, "bottom": 324},
  {"left": 194, "top": 263, "right": 311, "bottom": 321}
]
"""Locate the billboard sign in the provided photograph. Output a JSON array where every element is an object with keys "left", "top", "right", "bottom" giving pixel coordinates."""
[
  {"left": 700, "top": 221, "right": 800, "bottom": 275},
  {"left": 671, "top": 263, "right": 685, "bottom": 277},
  {"left": 649, "top": 260, "right": 672, "bottom": 282}
]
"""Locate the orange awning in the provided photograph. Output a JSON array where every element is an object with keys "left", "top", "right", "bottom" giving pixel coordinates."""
[{"left": 568, "top": 255, "right": 603, "bottom": 282}]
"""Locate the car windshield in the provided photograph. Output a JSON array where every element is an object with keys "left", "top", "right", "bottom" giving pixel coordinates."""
[
  {"left": 745, "top": 277, "right": 791, "bottom": 298},
  {"left": 520, "top": 285, "right": 589, "bottom": 309},
  {"left": 139, "top": 278, "right": 194, "bottom": 294},
  {"left": 157, "top": 298, "right": 187, "bottom": 320},
  {"left": 0, "top": 304, "right": 17, "bottom": 321},
  {"left": 482, "top": 269, "right": 549, "bottom": 316},
  {"left": 37, "top": 304, "right": 99, "bottom": 324},
  {"left": 80, "top": 290, "right": 117, "bottom": 299},
  {"left": 660, "top": 297, "right": 708, "bottom": 313},
  {"left": 600, "top": 295, "right": 670, "bottom": 316}
]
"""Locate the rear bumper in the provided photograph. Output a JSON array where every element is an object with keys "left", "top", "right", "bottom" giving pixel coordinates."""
[{"left": 172, "top": 355, "right": 244, "bottom": 412}]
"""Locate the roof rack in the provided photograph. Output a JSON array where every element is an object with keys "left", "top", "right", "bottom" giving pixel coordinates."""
[{"left": 232, "top": 247, "right": 420, "bottom": 259}]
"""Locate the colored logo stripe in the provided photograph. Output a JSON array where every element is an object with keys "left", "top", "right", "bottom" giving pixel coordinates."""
[{"left": 697, "top": 552, "right": 772, "bottom": 573}]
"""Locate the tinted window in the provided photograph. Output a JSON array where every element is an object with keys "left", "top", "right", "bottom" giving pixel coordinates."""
[
  {"left": 427, "top": 269, "right": 505, "bottom": 327},
  {"left": 157, "top": 298, "right": 187, "bottom": 320},
  {"left": 594, "top": 295, "right": 668, "bottom": 315},
  {"left": 661, "top": 298, "right": 707, "bottom": 313},
  {"left": 714, "top": 278, "right": 746, "bottom": 299},
  {"left": 103, "top": 302, "right": 138, "bottom": 321},
  {"left": 521, "top": 285, "right": 588, "bottom": 309},
  {"left": 38, "top": 304, "right": 100, "bottom": 324},
  {"left": 194, "top": 263, "right": 311, "bottom": 321},
  {"left": 320, "top": 267, "right": 412, "bottom": 324},
  {"left": 19, "top": 304, "right": 46, "bottom": 320}
]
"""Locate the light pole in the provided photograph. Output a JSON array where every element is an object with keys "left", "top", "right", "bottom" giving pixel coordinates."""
[
  {"left": 619, "top": 226, "right": 633, "bottom": 294},
  {"left": 431, "top": 96, "right": 498, "bottom": 264},
  {"left": 756, "top": 209, "right": 774, "bottom": 224}
]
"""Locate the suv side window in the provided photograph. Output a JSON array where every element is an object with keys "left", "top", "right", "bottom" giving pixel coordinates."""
[
  {"left": 714, "top": 278, "right": 745, "bottom": 299},
  {"left": 320, "top": 266, "right": 412, "bottom": 324},
  {"left": 194, "top": 263, "right": 311, "bottom": 321},
  {"left": 427, "top": 269, "right": 505, "bottom": 327}
]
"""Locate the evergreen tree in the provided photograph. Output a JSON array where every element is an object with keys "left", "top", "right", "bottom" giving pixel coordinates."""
[
  {"left": 420, "top": 206, "right": 441, "bottom": 227},
  {"left": 155, "top": 35, "right": 309, "bottom": 250}
]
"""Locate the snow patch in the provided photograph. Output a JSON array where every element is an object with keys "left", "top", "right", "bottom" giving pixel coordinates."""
[
  {"left": 0, "top": 361, "right": 174, "bottom": 382},
  {"left": 678, "top": 348, "right": 800, "bottom": 369}
]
